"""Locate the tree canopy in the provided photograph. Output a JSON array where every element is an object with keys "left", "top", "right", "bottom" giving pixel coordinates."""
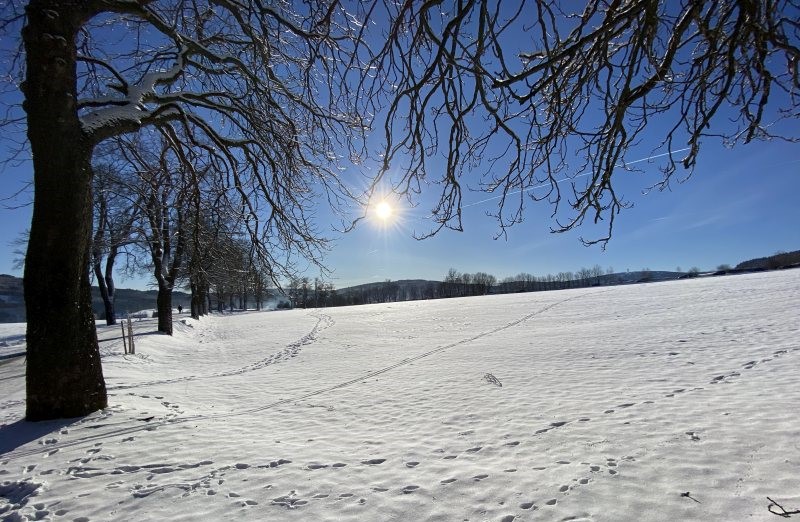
[{"left": 368, "top": 0, "right": 799, "bottom": 243}]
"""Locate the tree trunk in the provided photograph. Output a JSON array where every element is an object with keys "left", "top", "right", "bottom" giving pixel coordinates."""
[
  {"left": 92, "top": 259, "right": 116, "bottom": 326},
  {"left": 156, "top": 281, "right": 173, "bottom": 335},
  {"left": 190, "top": 279, "right": 201, "bottom": 320},
  {"left": 103, "top": 253, "right": 118, "bottom": 325},
  {"left": 22, "top": 1, "right": 107, "bottom": 420}
]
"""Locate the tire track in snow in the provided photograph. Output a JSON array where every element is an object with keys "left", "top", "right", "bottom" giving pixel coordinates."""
[
  {"left": 2, "top": 291, "right": 602, "bottom": 461},
  {"left": 107, "top": 311, "right": 334, "bottom": 391}
]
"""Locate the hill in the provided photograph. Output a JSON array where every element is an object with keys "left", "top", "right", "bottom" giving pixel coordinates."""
[
  {"left": 0, "top": 274, "right": 25, "bottom": 322},
  {"left": 333, "top": 279, "right": 443, "bottom": 304},
  {"left": 0, "top": 274, "right": 190, "bottom": 323},
  {"left": 735, "top": 250, "right": 800, "bottom": 270}
]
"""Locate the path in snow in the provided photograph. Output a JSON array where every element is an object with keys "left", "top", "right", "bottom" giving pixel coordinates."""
[{"left": 1, "top": 270, "right": 798, "bottom": 522}]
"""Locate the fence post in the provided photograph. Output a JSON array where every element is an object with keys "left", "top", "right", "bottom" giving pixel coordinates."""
[
  {"left": 127, "top": 316, "right": 135, "bottom": 354},
  {"left": 121, "top": 323, "right": 128, "bottom": 354}
]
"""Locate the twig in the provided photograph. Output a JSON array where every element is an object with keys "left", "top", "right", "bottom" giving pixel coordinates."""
[
  {"left": 768, "top": 497, "right": 800, "bottom": 518},
  {"left": 483, "top": 373, "right": 502, "bottom": 387},
  {"left": 681, "top": 491, "right": 701, "bottom": 503}
]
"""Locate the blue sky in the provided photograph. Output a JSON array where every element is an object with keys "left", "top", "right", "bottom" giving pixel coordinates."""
[
  {"left": 318, "top": 135, "right": 799, "bottom": 288},
  {"left": 1, "top": 5, "right": 798, "bottom": 292},
  {"left": 1, "top": 126, "right": 798, "bottom": 291}
]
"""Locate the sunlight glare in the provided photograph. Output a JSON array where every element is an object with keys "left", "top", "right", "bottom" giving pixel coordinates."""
[{"left": 375, "top": 201, "right": 393, "bottom": 221}]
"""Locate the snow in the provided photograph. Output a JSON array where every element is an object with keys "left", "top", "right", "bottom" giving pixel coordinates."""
[
  {"left": 1, "top": 270, "right": 799, "bottom": 521},
  {"left": 0, "top": 324, "right": 26, "bottom": 359}
]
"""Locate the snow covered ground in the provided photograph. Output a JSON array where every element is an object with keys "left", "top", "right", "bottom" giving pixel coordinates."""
[
  {"left": 0, "top": 324, "right": 25, "bottom": 360},
  {"left": 1, "top": 270, "right": 798, "bottom": 521}
]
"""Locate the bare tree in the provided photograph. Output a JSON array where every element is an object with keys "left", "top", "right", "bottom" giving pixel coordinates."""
[
  {"left": 91, "top": 162, "right": 139, "bottom": 325},
  {"left": 472, "top": 272, "right": 497, "bottom": 295},
  {"left": 367, "top": 2, "right": 799, "bottom": 242},
  {"left": 119, "top": 134, "right": 194, "bottom": 335},
  {"left": 4, "top": 1, "right": 375, "bottom": 419},
  {"left": 590, "top": 264, "right": 604, "bottom": 286}
]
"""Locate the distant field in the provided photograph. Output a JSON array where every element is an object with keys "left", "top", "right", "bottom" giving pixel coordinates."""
[{"left": 1, "top": 269, "right": 798, "bottom": 521}]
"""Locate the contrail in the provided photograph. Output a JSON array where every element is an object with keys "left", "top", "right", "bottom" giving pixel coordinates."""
[{"left": 462, "top": 147, "right": 692, "bottom": 209}]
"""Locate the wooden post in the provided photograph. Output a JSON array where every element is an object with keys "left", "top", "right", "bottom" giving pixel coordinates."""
[
  {"left": 127, "top": 316, "right": 135, "bottom": 355},
  {"left": 121, "top": 323, "right": 128, "bottom": 355}
]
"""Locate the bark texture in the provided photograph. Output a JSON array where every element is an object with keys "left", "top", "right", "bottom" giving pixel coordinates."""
[
  {"left": 22, "top": 0, "right": 107, "bottom": 420},
  {"left": 156, "top": 282, "right": 173, "bottom": 335}
]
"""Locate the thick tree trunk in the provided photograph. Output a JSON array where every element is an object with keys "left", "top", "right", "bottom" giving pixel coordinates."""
[
  {"left": 190, "top": 280, "right": 200, "bottom": 320},
  {"left": 22, "top": 1, "right": 107, "bottom": 420},
  {"left": 156, "top": 281, "right": 173, "bottom": 335},
  {"left": 92, "top": 260, "right": 116, "bottom": 325},
  {"left": 103, "top": 254, "right": 117, "bottom": 325}
]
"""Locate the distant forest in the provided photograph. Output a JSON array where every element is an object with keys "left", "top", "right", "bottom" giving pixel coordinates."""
[
  {"left": 2, "top": 250, "right": 798, "bottom": 322},
  {"left": 735, "top": 250, "right": 800, "bottom": 271},
  {"left": 285, "top": 251, "right": 800, "bottom": 310}
]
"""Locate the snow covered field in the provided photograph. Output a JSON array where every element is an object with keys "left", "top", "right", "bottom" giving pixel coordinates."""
[
  {"left": 1, "top": 270, "right": 798, "bottom": 521},
  {"left": 0, "top": 324, "right": 26, "bottom": 360}
]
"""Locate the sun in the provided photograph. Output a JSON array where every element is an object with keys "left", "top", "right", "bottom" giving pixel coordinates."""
[{"left": 374, "top": 201, "right": 393, "bottom": 221}]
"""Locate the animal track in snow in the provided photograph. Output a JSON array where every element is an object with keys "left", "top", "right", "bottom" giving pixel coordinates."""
[{"left": 271, "top": 490, "right": 308, "bottom": 509}]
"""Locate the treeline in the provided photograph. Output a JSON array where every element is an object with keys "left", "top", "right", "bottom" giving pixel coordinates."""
[
  {"left": 496, "top": 265, "right": 614, "bottom": 292},
  {"left": 735, "top": 250, "right": 800, "bottom": 271},
  {"left": 74, "top": 135, "right": 284, "bottom": 334},
  {"left": 440, "top": 269, "right": 497, "bottom": 297},
  {"left": 285, "top": 265, "right": 625, "bottom": 309},
  {"left": 284, "top": 279, "right": 444, "bottom": 308}
]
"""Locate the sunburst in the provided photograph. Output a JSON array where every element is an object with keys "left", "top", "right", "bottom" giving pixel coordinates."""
[{"left": 374, "top": 201, "right": 393, "bottom": 222}]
